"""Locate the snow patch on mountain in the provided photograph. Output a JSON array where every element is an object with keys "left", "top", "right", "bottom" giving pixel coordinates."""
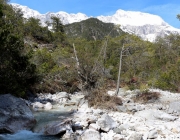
[
  {"left": 11, "top": 3, "right": 41, "bottom": 18},
  {"left": 11, "top": 3, "right": 180, "bottom": 42},
  {"left": 11, "top": 3, "right": 88, "bottom": 25},
  {"left": 97, "top": 9, "right": 180, "bottom": 41},
  {"left": 97, "top": 9, "right": 167, "bottom": 26}
]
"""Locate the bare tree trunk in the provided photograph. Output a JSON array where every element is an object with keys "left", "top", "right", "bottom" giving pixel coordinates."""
[
  {"left": 73, "top": 43, "right": 79, "bottom": 68},
  {"left": 103, "top": 38, "right": 108, "bottom": 73},
  {"left": 115, "top": 44, "right": 124, "bottom": 96},
  {"left": 73, "top": 43, "right": 82, "bottom": 90}
]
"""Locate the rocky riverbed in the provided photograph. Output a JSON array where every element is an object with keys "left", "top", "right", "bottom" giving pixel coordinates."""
[
  {"left": 1, "top": 89, "right": 180, "bottom": 140},
  {"left": 30, "top": 89, "right": 180, "bottom": 139}
]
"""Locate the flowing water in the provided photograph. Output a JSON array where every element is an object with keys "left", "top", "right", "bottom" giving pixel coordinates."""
[
  {"left": 0, "top": 105, "right": 76, "bottom": 140},
  {"left": 32, "top": 105, "right": 74, "bottom": 133},
  {"left": 0, "top": 130, "right": 60, "bottom": 140}
]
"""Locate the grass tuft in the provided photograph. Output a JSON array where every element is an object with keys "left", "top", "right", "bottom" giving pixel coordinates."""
[
  {"left": 133, "top": 90, "right": 161, "bottom": 103},
  {"left": 85, "top": 89, "right": 122, "bottom": 111}
]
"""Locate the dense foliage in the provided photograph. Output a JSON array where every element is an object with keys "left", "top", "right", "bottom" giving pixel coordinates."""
[
  {"left": 1, "top": 0, "right": 180, "bottom": 97},
  {"left": 0, "top": 0, "right": 37, "bottom": 97}
]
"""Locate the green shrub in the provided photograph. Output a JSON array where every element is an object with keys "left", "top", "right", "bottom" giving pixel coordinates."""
[{"left": 0, "top": 2, "right": 37, "bottom": 97}]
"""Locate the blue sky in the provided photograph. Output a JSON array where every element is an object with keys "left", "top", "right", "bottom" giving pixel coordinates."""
[{"left": 10, "top": 0, "right": 180, "bottom": 28}]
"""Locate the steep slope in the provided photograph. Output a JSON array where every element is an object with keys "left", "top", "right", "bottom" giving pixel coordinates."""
[
  {"left": 11, "top": 3, "right": 180, "bottom": 42},
  {"left": 64, "top": 18, "right": 125, "bottom": 40}
]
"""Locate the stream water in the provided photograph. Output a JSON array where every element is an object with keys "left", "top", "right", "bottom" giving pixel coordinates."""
[
  {"left": 0, "top": 130, "right": 60, "bottom": 140},
  {"left": 0, "top": 105, "right": 76, "bottom": 140}
]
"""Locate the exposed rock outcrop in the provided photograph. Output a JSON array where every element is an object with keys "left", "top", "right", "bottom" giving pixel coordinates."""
[{"left": 0, "top": 94, "right": 36, "bottom": 133}]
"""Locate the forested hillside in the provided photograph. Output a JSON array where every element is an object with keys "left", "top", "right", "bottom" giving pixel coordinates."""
[
  {"left": 1, "top": 0, "right": 180, "bottom": 97},
  {"left": 64, "top": 18, "right": 124, "bottom": 40}
]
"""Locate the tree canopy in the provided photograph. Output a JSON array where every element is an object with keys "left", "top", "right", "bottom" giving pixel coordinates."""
[{"left": 0, "top": 0, "right": 37, "bottom": 97}]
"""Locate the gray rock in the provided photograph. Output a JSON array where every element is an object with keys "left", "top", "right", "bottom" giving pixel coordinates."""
[
  {"left": 134, "top": 109, "right": 158, "bottom": 120},
  {"left": 126, "top": 103, "right": 138, "bottom": 112},
  {"left": 154, "top": 112, "right": 177, "bottom": 121},
  {"left": 168, "top": 108, "right": 174, "bottom": 114},
  {"left": 117, "top": 102, "right": 145, "bottom": 113},
  {"left": 148, "top": 129, "right": 158, "bottom": 139},
  {"left": 33, "top": 93, "right": 53, "bottom": 103},
  {"left": 135, "top": 109, "right": 177, "bottom": 122},
  {"left": 89, "top": 123, "right": 100, "bottom": 130},
  {"left": 75, "top": 130, "right": 84, "bottom": 135},
  {"left": 168, "top": 101, "right": 180, "bottom": 114},
  {"left": 113, "top": 127, "right": 122, "bottom": 134},
  {"left": 128, "top": 133, "right": 143, "bottom": 140},
  {"left": 81, "top": 129, "right": 101, "bottom": 140},
  {"left": 32, "top": 102, "right": 44, "bottom": 109},
  {"left": 72, "top": 124, "right": 83, "bottom": 132},
  {"left": 52, "top": 92, "right": 70, "bottom": 103},
  {"left": 43, "top": 102, "right": 52, "bottom": 110},
  {"left": 86, "top": 115, "right": 98, "bottom": 124},
  {"left": 116, "top": 105, "right": 127, "bottom": 112},
  {"left": 124, "top": 98, "right": 134, "bottom": 104},
  {"left": 0, "top": 94, "right": 36, "bottom": 133},
  {"left": 156, "top": 104, "right": 166, "bottom": 110},
  {"left": 119, "top": 123, "right": 130, "bottom": 131},
  {"left": 97, "top": 114, "right": 118, "bottom": 132},
  {"left": 113, "top": 134, "right": 125, "bottom": 140},
  {"left": 93, "top": 109, "right": 103, "bottom": 116},
  {"left": 43, "top": 119, "right": 73, "bottom": 135},
  {"left": 78, "top": 100, "right": 89, "bottom": 112},
  {"left": 107, "top": 129, "right": 116, "bottom": 139},
  {"left": 143, "top": 132, "right": 149, "bottom": 140},
  {"left": 62, "top": 129, "right": 76, "bottom": 140}
]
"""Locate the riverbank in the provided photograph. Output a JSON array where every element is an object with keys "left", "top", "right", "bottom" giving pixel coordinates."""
[{"left": 1, "top": 88, "right": 180, "bottom": 140}]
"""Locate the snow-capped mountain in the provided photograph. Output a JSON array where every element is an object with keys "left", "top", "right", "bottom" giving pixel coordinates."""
[
  {"left": 97, "top": 10, "right": 180, "bottom": 41},
  {"left": 11, "top": 3, "right": 89, "bottom": 26},
  {"left": 11, "top": 3, "right": 180, "bottom": 42}
]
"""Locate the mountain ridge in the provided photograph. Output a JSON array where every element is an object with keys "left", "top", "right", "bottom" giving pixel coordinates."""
[
  {"left": 11, "top": 3, "right": 180, "bottom": 42},
  {"left": 64, "top": 18, "right": 126, "bottom": 40}
]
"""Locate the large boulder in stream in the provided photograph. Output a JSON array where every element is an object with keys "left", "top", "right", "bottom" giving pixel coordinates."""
[
  {"left": 43, "top": 119, "right": 73, "bottom": 135},
  {"left": 0, "top": 94, "right": 36, "bottom": 133}
]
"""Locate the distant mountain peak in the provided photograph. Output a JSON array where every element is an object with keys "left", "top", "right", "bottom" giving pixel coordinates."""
[
  {"left": 98, "top": 9, "right": 168, "bottom": 26},
  {"left": 11, "top": 3, "right": 180, "bottom": 42},
  {"left": 11, "top": 3, "right": 41, "bottom": 18}
]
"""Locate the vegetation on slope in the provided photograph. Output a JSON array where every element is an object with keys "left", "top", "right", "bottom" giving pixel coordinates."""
[
  {"left": 64, "top": 18, "right": 124, "bottom": 40},
  {"left": 1, "top": 0, "right": 180, "bottom": 99},
  {"left": 0, "top": 0, "right": 37, "bottom": 97}
]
